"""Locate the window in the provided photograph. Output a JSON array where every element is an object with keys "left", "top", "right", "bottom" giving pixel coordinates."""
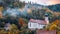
[
  {"left": 37, "top": 24, "right": 45, "bottom": 29},
  {"left": 31, "top": 22, "right": 37, "bottom": 28},
  {"left": 28, "top": 22, "right": 37, "bottom": 29}
]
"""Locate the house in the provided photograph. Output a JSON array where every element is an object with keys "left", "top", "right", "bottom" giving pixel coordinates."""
[
  {"left": 28, "top": 15, "right": 49, "bottom": 30},
  {"left": 4, "top": 23, "right": 11, "bottom": 30}
]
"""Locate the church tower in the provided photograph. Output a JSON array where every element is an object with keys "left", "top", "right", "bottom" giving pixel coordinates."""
[{"left": 45, "top": 14, "right": 49, "bottom": 24}]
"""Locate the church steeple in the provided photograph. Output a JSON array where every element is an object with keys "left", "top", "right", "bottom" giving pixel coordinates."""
[{"left": 45, "top": 14, "right": 49, "bottom": 24}]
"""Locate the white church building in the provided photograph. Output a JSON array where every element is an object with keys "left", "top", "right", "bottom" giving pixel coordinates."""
[{"left": 28, "top": 15, "right": 49, "bottom": 30}]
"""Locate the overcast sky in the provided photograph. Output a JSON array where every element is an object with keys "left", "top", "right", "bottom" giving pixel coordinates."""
[{"left": 20, "top": 0, "right": 60, "bottom": 5}]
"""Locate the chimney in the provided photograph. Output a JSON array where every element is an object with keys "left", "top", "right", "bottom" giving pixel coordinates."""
[{"left": 45, "top": 14, "right": 49, "bottom": 24}]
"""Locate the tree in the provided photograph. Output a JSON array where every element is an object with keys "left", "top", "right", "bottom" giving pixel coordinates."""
[
  {"left": 2, "top": 0, "right": 25, "bottom": 8},
  {"left": 10, "top": 24, "right": 18, "bottom": 30}
]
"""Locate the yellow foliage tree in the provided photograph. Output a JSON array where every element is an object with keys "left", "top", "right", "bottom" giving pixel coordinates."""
[{"left": 49, "top": 19, "right": 60, "bottom": 30}]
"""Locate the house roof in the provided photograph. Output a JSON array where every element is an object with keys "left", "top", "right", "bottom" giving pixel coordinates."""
[
  {"left": 36, "top": 30, "right": 56, "bottom": 34},
  {"left": 29, "top": 19, "right": 47, "bottom": 24}
]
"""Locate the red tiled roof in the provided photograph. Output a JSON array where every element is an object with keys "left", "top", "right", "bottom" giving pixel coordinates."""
[
  {"left": 36, "top": 30, "right": 56, "bottom": 34},
  {"left": 29, "top": 19, "right": 47, "bottom": 24}
]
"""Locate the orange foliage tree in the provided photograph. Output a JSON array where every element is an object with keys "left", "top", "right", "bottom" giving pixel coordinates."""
[
  {"left": 0, "top": 7, "right": 3, "bottom": 18},
  {"left": 18, "top": 18, "right": 26, "bottom": 26}
]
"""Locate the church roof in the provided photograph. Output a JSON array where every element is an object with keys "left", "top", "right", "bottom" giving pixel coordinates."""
[{"left": 29, "top": 19, "right": 47, "bottom": 24}]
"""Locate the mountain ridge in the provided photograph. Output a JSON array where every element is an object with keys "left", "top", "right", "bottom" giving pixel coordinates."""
[{"left": 47, "top": 4, "right": 60, "bottom": 12}]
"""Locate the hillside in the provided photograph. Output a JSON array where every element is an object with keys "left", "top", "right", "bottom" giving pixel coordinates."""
[
  {"left": 1, "top": 2, "right": 60, "bottom": 22},
  {"left": 48, "top": 4, "right": 60, "bottom": 12}
]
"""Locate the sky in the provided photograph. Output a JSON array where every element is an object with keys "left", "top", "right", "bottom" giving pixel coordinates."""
[{"left": 20, "top": 0, "right": 60, "bottom": 5}]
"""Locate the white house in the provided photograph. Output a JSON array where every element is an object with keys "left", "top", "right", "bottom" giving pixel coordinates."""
[
  {"left": 4, "top": 23, "right": 11, "bottom": 30},
  {"left": 28, "top": 16, "right": 49, "bottom": 30}
]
